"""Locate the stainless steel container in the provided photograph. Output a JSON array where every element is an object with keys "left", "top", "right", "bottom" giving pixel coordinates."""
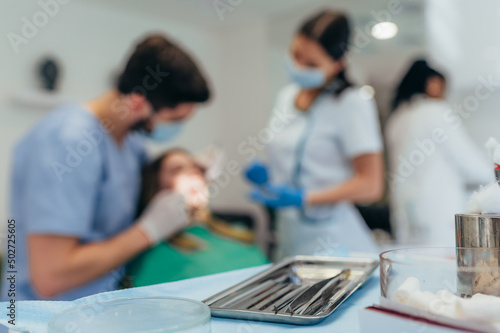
[{"left": 455, "top": 213, "right": 500, "bottom": 297}]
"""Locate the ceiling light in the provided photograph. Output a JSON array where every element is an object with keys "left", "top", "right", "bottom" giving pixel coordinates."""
[{"left": 371, "top": 22, "right": 398, "bottom": 40}]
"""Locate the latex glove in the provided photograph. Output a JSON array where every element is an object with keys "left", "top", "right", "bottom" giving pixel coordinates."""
[
  {"left": 250, "top": 184, "right": 305, "bottom": 208},
  {"left": 244, "top": 160, "right": 269, "bottom": 185},
  {"left": 137, "top": 191, "right": 189, "bottom": 245}
]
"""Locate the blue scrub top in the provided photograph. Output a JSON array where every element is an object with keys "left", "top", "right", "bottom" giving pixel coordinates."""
[{"left": 2, "top": 104, "right": 147, "bottom": 301}]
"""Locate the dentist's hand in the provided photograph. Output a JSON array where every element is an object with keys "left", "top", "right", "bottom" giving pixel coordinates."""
[
  {"left": 250, "top": 184, "right": 305, "bottom": 208},
  {"left": 244, "top": 160, "right": 269, "bottom": 185},
  {"left": 137, "top": 191, "right": 189, "bottom": 245}
]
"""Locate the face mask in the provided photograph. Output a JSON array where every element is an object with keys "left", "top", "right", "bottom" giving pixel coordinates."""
[
  {"left": 146, "top": 121, "right": 184, "bottom": 142},
  {"left": 284, "top": 54, "right": 327, "bottom": 89}
]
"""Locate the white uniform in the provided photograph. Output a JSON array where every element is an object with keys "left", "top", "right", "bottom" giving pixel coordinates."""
[
  {"left": 267, "top": 84, "right": 383, "bottom": 260},
  {"left": 385, "top": 97, "right": 493, "bottom": 246}
]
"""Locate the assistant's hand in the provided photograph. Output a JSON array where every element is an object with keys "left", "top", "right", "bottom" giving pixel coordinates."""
[
  {"left": 137, "top": 191, "right": 189, "bottom": 245},
  {"left": 244, "top": 160, "right": 269, "bottom": 185},
  {"left": 250, "top": 184, "right": 305, "bottom": 208}
]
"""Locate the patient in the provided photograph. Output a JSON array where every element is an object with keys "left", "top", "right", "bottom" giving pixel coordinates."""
[{"left": 128, "top": 149, "right": 268, "bottom": 286}]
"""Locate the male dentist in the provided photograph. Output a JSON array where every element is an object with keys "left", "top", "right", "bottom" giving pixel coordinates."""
[{"left": 2, "top": 34, "right": 210, "bottom": 300}]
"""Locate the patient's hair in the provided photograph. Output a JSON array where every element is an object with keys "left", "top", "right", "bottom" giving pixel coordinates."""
[
  {"left": 137, "top": 148, "right": 208, "bottom": 218},
  {"left": 136, "top": 149, "right": 186, "bottom": 217},
  {"left": 117, "top": 34, "right": 210, "bottom": 110}
]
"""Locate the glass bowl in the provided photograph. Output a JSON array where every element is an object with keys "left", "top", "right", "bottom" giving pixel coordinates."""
[
  {"left": 380, "top": 247, "right": 500, "bottom": 300},
  {"left": 48, "top": 297, "right": 211, "bottom": 333},
  {"left": 379, "top": 248, "right": 500, "bottom": 330}
]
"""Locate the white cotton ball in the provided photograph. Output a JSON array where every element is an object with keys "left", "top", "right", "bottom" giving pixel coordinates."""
[
  {"left": 471, "top": 293, "right": 500, "bottom": 304},
  {"left": 494, "top": 151, "right": 500, "bottom": 166},
  {"left": 467, "top": 191, "right": 482, "bottom": 214},
  {"left": 478, "top": 183, "right": 500, "bottom": 214},
  {"left": 485, "top": 137, "right": 500, "bottom": 165},
  {"left": 467, "top": 182, "right": 500, "bottom": 214}
]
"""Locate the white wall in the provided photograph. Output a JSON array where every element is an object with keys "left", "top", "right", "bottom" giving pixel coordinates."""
[
  {"left": 426, "top": 0, "right": 500, "bottom": 93},
  {"left": 426, "top": 0, "right": 500, "bottom": 149},
  {"left": 205, "top": 20, "right": 271, "bottom": 209}
]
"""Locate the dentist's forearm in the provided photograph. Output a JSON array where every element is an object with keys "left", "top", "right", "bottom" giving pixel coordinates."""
[
  {"left": 58, "top": 225, "right": 151, "bottom": 285},
  {"left": 29, "top": 224, "right": 151, "bottom": 298}
]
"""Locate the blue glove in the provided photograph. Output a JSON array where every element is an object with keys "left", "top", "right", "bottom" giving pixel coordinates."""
[
  {"left": 250, "top": 184, "right": 305, "bottom": 208},
  {"left": 244, "top": 160, "right": 269, "bottom": 185}
]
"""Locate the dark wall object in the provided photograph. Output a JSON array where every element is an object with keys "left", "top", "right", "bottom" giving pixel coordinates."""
[{"left": 38, "top": 57, "right": 60, "bottom": 91}]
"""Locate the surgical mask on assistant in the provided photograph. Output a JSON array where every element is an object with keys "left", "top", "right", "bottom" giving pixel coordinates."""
[
  {"left": 146, "top": 121, "right": 184, "bottom": 142},
  {"left": 284, "top": 54, "right": 327, "bottom": 89}
]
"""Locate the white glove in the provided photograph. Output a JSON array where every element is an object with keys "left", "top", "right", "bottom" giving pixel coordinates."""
[{"left": 137, "top": 191, "right": 189, "bottom": 245}]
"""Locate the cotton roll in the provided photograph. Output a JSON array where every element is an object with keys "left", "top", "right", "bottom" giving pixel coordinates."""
[
  {"left": 471, "top": 293, "right": 500, "bottom": 305},
  {"left": 436, "top": 290, "right": 461, "bottom": 304},
  {"left": 490, "top": 321, "right": 500, "bottom": 333},
  {"left": 406, "top": 291, "right": 439, "bottom": 311},
  {"left": 456, "top": 295, "right": 500, "bottom": 323},
  {"left": 432, "top": 290, "right": 461, "bottom": 318},
  {"left": 393, "top": 277, "right": 420, "bottom": 303}
]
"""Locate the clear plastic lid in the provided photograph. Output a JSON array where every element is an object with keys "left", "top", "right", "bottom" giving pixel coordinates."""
[{"left": 48, "top": 297, "right": 211, "bottom": 333}]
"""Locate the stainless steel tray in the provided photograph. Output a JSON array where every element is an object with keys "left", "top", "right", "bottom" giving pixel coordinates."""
[{"left": 203, "top": 255, "right": 378, "bottom": 325}]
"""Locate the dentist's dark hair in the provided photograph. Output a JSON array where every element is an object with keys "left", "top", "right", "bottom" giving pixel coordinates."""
[
  {"left": 298, "top": 10, "right": 353, "bottom": 97},
  {"left": 117, "top": 34, "right": 210, "bottom": 110},
  {"left": 392, "top": 59, "right": 445, "bottom": 111}
]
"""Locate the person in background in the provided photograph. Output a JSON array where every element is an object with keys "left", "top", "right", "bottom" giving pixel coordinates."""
[
  {"left": 128, "top": 149, "right": 268, "bottom": 286},
  {"left": 246, "top": 10, "right": 384, "bottom": 260},
  {"left": 385, "top": 59, "right": 493, "bottom": 246},
  {"left": 2, "top": 34, "right": 210, "bottom": 301}
]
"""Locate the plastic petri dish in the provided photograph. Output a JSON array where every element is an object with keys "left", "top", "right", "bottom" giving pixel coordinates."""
[{"left": 48, "top": 297, "right": 211, "bottom": 333}]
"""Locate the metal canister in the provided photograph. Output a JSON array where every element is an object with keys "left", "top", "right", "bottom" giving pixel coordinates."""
[{"left": 455, "top": 214, "right": 500, "bottom": 297}]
